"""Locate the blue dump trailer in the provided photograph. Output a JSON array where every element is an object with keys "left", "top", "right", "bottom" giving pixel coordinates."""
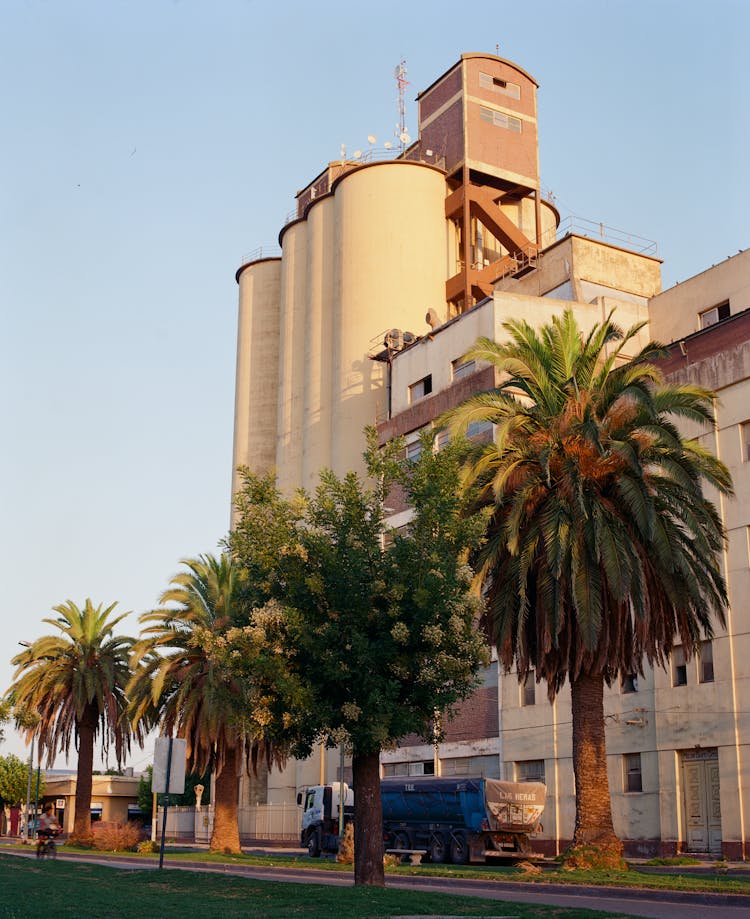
[
  {"left": 300, "top": 776, "right": 546, "bottom": 863},
  {"left": 380, "top": 776, "right": 546, "bottom": 863}
]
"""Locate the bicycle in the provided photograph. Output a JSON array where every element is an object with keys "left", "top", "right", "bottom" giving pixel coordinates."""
[{"left": 36, "top": 830, "right": 59, "bottom": 859}]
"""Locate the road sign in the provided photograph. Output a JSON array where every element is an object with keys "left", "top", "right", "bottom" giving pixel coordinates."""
[{"left": 152, "top": 737, "right": 187, "bottom": 794}]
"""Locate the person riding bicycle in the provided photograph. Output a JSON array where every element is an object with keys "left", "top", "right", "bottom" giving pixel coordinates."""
[{"left": 36, "top": 803, "right": 60, "bottom": 856}]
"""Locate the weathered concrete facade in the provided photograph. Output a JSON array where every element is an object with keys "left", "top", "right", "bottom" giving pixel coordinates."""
[{"left": 379, "top": 248, "right": 750, "bottom": 858}]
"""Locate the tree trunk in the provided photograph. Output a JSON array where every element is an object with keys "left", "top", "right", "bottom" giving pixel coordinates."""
[
  {"left": 209, "top": 744, "right": 241, "bottom": 853},
  {"left": 570, "top": 670, "right": 620, "bottom": 851},
  {"left": 72, "top": 705, "right": 97, "bottom": 841},
  {"left": 352, "top": 750, "right": 384, "bottom": 887}
]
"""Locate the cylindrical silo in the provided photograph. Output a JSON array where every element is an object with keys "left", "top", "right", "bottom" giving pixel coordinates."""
[
  {"left": 330, "top": 161, "right": 448, "bottom": 478},
  {"left": 276, "top": 219, "right": 309, "bottom": 495},
  {"left": 231, "top": 257, "right": 282, "bottom": 522},
  {"left": 301, "top": 194, "right": 335, "bottom": 491}
]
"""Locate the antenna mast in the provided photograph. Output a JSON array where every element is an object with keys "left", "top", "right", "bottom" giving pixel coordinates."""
[{"left": 394, "top": 59, "right": 410, "bottom": 151}]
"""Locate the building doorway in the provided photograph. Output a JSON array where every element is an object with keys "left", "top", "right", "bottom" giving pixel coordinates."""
[{"left": 680, "top": 748, "right": 722, "bottom": 854}]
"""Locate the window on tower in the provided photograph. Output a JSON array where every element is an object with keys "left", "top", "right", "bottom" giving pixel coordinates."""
[
  {"left": 479, "top": 106, "right": 522, "bottom": 133},
  {"left": 479, "top": 72, "right": 521, "bottom": 100}
]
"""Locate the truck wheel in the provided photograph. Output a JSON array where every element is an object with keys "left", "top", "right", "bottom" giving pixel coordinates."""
[
  {"left": 307, "top": 830, "right": 321, "bottom": 858},
  {"left": 429, "top": 833, "right": 447, "bottom": 864},
  {"left": 449, "top": 831, "right": 470, "bottom": 865}
]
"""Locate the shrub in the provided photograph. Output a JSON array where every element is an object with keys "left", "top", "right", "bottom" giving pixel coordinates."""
[
  {"left": 137, "top": 839, "right": 159, "bottom": 855},
  {"left": 644, "top": 855, "right": 701, "bottom": 866},
  {"left": 336, "top": 823, "right": 354, "bottom": 864},
  {"left": 68, "top": 831, "right": 95, "bottom": 849},
  {"left": 92, "top": 821, "right": 141, "bottom": 852}
]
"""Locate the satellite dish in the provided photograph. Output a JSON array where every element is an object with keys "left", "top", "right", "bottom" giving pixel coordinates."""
[
  {"left": 425, "top": 149, "right": 433, "bottom": 156},
  {"left": 384, "top": 141, "right": 392, "bottom": 149},
  {"left": 400, "top": 132, "right": 411, "bottom": 145},
  {"left": 353, "top": 150, "right": 362, "bottom": 159},
  {"left": 367, "top": 134, "right": 376, "bottom": 145}
]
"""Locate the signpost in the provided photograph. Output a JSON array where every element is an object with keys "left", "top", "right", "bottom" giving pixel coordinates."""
[{"left": 152, "top": 737, "right": 187, "bottom": 869}]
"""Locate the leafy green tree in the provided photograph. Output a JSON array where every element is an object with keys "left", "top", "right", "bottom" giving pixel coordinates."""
[
  {"left": 442, "top": 310, "right": 731, "bottom": 858},
  {"left": 129, "top": 554, "right": 283, "bottom": 854},
  {"left": 0, "top": 754, "right": 36, "bottom": 808},
  {"left": 8, "top": 600, "right": 144, "bottom": 841},
  {"left": 227, "top": 432, "right": 488, "bottom": 885}
]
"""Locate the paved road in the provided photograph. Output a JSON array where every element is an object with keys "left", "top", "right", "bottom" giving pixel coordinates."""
[{"left": 4, "top": 847, "right": 750, "bottom": 919}]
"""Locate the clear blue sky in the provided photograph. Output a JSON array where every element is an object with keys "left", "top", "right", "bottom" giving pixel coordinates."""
[{"left": 1, "top": 0, "right": 748, "bottom": 770}]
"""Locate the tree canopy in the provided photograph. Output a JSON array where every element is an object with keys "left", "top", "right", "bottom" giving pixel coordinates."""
[
  {"left": 442, "top": 309, "right": 731, "bottom": 855},
  {"left": 224, "top": 430, "right": 488, "bottom": 884},
  {"left": 0, "top": 753, "right": 34, "bottom": 808},
  {"left": 129, "top": 554, "right": 283, "bottom": 853},
  {"left": 8, "top": 599, "right": 142, "bottom": 839}
]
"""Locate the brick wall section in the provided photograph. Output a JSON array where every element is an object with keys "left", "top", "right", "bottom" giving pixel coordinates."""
[
  {"left": 377, "top": 365, "right": 496, "bottom": 445},
  {"left": 443, "top": 684, "right": 500, "bottom": 741},
  {"left": 658, "top": 308, "right": 750, "bottom": 376},
  {"left": 397, "top": 685, "right": 500, "bottom": 749}
]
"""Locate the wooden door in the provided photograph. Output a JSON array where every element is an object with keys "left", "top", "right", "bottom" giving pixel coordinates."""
[{"left": 681, "top": 751, "right": 722, "bottom": 854}]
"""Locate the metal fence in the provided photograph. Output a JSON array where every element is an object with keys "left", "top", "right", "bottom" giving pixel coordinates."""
[{"left": 155, "top": 803, "right": 302, "bottom": 843}]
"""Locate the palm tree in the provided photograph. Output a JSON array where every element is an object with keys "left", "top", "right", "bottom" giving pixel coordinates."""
[
  {"left": 443, "top": 309, "right": 731, "bottom": 856},
  {"left": 9, "top": 599, "right": 142, "bottom": 840},
  {"left": 129, "top": 554, "right": 278, "bottom": 854}
]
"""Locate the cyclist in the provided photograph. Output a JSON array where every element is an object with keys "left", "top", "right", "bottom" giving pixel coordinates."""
[{"left": 36, "top": 803, "right": 60, "bottom": 858}]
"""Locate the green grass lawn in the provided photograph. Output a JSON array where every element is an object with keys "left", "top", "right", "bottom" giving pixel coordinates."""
[
  {"left": 0, "top": 854, "right": 639, "bottom": 919},
  {"left": 36, "top": 843, "right": 750, "bottom": 897}
]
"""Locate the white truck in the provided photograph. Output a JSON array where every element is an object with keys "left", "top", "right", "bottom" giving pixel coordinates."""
[{"left": 299, "top": 781, "right": 353, "bottom": 857}]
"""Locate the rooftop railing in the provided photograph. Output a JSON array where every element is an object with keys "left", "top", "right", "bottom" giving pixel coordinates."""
[{"left": 544, "top": 216, "right": 657, "bottom": 256}]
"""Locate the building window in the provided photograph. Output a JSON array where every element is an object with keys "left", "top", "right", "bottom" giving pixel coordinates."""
[
  {"left": 452, "top": 357, "right": 476, "bottom": 381},
  {"left": 516, "top": 759, "right": 545, "bottom": 783},
  {"left": 467, "top": 419, "right": 494, "bottom": 440},
  {"left": 383, "top": 760, "right": 435, "bottom": 777},
  {"left": 621, "top": 673, "right": 639, "bottom": 694},
  {"left": 479, "top": 106, "right": 522, "bottom": 133},
  {"left": 672, "top": 645, "right": 687, "bottom": 687},
  {"left": 699, "top": 301, "right": 730, "bottom": 329},
  {"left": 742, "top": 421, "right": 750, "bottom": 462},
  {"left": 521, "top": 671, "right": 535, "bottom": 706},
  {"left": 409, "top": 375, "right": 432, "bottom": 402},
  {"left": 441, "top": 757, "right": 471, "bottom": 776},
  {"left": 435, "top": 429, "right": 451, "bottom": 451},
  {"left": 624, "top": 753, "right": 643, "bottom": 793},
  {"left": 479, "top": 72, "right": 521, "bottom": 99},
  {"left": 699, "top": 640, "right": 714, "bottom": 684},
  {"left": 405, "top": 439, "right": 423, "bottom": 463}
]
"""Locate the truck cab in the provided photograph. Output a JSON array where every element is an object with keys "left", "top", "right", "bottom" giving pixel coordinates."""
[{"left": 298, "top": 782, "right": 353, "bottom": 857}]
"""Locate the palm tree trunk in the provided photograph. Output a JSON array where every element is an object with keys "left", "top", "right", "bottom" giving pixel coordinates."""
[
  {"left": 72, "top": 705, "right": 97, "bottom": 841},
  {"left": 209, "top": 745, "right": 241, "bottom": 853},
  {"left": 352, "top": 750, "right": 384, "bottom": 887},
  {"left": 570, "top": 670, "right": 620, "bottom": 851}
]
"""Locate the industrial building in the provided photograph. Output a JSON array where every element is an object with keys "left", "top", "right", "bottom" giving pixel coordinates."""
[{"left": 231, "top": 52, "right": 750, "bottom": 857}]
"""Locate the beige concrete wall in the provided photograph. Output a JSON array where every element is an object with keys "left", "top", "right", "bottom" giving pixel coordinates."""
[
  {"left": 649, "top": 249, "right": 750, "bottom": 344},
  {"left": 499, "top": 234, "right": 661, "bottom": 302},
  {"left": 231, "top": 259, "right": 282, "bottom": 515}
]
